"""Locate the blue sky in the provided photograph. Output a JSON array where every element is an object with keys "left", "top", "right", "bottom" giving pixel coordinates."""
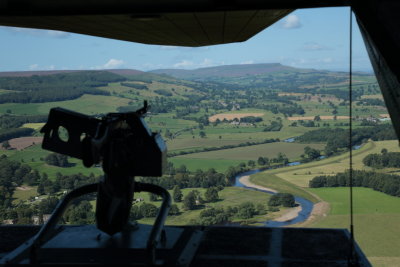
[{"left": 0, "top": 7, "right": 372, "bottom": 72}]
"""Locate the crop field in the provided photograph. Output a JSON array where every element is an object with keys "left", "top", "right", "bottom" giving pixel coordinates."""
[
  {"left": 8, "top": 137, "right": 42, "bottom": 150},
  {"left": 308, "top": 187, "right": 400, "bottom": 267},
  {"left": 22, "top": 123, "right": 45, "bottom": 130},
  {"left": 176, "top": 142, "right": 325, "bottom": 161}
]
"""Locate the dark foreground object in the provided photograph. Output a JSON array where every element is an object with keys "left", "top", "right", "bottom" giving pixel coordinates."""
[{"left": 0, "top": 225, "right": 370, "bottom": 266}]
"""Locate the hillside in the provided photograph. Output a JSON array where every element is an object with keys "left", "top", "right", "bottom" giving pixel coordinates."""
[{"left": 150, "top": 63, "right": 299, "bottom": 80}]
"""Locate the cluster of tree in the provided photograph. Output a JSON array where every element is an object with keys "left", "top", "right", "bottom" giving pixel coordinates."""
[
  {"left": 37, "top": 173, "right": 99, "bottom": 195},
  {"left": 356, "top": 98, "right": 385, "bottom": 106},
  {"left": 297, "top": 124, "right": 396, "bottom": 156},
  {"left": 168, "top": 138, "right": 279, "bottom": 157},
  {"left": 0, "top": 71, "right": 124, "bottom": 103},
  {"left": 63, "top": 200, "right": 95, "bottom": 225},
  {"left": 239, "top": 116, "right": 263, "bottom": 123},
  {"left": 0, "top": 128, "right": 34, "bottom": 143},
  {"left": 263, "top": 121, "right": 283, "bottom": 132},
  {"left": 194, "top": 202, "right": 267, "bottom": 226},
  {"left": 130, "top": 203, "right": 180, "bottom": 220},
  {"left": 268, "top": 193, "right": 296, "bottom": 207},
  {"left": 120, "top": 82, "right": 148, "bottom": 90},
  {"left": 0, "top": 155, "right": 36, "bottom": 207},
  {"left": 0, "top": 114, "right": 48, "bottom": 128},
  {"left": 44, "top": 153, "right": 70, "bottom": 167},
  {"left": 300, "top": 146, "right": 321, "bottom": 162},
  {"left": 141, "top": 166, "right": 226, "bottom": 190},
  {"left": 154, "top": 89, "right": 173, "bottom": 97},
  {"left": 309, "top": 169, "right": 400, "bottom": 197},
  {"left": 362, "top": 150, "right": 400, "bottom": 168},
  {"left": 260, "top": 104, "right": 305, "bottom": 117}
]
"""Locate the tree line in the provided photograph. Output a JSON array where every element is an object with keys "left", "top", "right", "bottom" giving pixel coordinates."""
[
  {"left": 362, "top": 150, "right": 400, "bottom": 168},
  {"left": 297, "top": 124, "right": 396, "bottom": 156},
  {"left": 0, "top": 71, "right": 125, "bottom": 103},
  {"left": 0, "top": 114, "right": 48, "bottom": 128},
  {"left": 309, "top": 169, "right": 400, "bottom": 197},
  {"left": 0, "top": 128, "right": 34, "bottom": 143}
]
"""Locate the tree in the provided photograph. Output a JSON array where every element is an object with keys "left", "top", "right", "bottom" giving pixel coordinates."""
[
  {"left": 381, "top": 148, "right": 388, "bottom": 155},
  {"left": 257, "top": 157, "right": 266, "bottom": 165},
  {"left": 199, "top": 131, "right": 206, "bottom": 138},
  {"left": 248, "top": 160, "right": 256, "bottom": 167},
  {"left": 172, "top": 185, "right": 183, "bottom": 202},
  {"left": 2, "top": 141, "right": 10, "bottom": 150},
  {"left": 183, "top": 191, "right": 196, "bottom": 210},
  {"left": 140, "top": 203, "right": 158, "bottom": 217},
  {"left": 205, "top": 187, "right": 219, "bottom": 203},
  {"left": 314, "top": 115, "right": 321, "bottom": 121},
  {"left": 149, "top": 193, "right": 157, "bottom": 201},
  {"left": 237, "top": 202, "right": 256, "bottom": 219},
  {"left": 168, "top": 204, "right": 180, "bottom": 216}
]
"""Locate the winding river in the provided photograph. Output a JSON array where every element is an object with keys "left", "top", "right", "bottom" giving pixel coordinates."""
[
  {"left": 233, "top": 168, "right": 314, "bottom": 227},
  {"left": 231, "top": 142, "right": 364, "bottom": 226}
]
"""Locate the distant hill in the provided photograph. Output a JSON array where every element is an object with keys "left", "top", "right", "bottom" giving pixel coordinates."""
[
  {"left": 150, "top": 63, "right": 307, "bottom": 80},
  {"left": 0, "top": 69, "right": 144, "bottom": 78}
]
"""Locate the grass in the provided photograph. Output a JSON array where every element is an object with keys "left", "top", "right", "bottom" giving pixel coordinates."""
[
  {"left": 0, "top": 94, "right": 131, "bottom": 115},
  {"left": 22, "top": 123, "right": 45, "bottom": 130},
  {"left": 7, "top": 144, "right": 103, "bottom": 178},
  {"left": 169, "top": 158, "right": 243, "bottom": 173},
  {"left": 250, "top": 172, "right": 319, "bottom": 203},
  {"left": 308, "top": 187, "right": 400, "bottom": 266},
  {"left": 176, "top": 142, "right": 325, "bottom": 161}
]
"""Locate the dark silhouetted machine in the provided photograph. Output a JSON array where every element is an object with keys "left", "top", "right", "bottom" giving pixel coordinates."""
[{"left": 1, "top": 0, "right": 399, "bottom": 265}]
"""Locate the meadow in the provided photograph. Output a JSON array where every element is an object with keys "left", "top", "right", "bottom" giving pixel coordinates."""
[
  {"left": 308, "top": 187, "right": 400, "bottom": 267},
  {"left": 247, "top": 140, "right": 400, "bottom": 266}
]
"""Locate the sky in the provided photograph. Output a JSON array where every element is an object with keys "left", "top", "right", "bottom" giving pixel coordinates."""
[{"left": 0, "top": 7, "right": 373, "bottom": 73}]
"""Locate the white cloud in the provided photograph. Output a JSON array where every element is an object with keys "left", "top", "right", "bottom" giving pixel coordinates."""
[
  {"left": 281, "top": 14, "right": 302, "bottom": 29},
  {"left": 173, "top": 60, "right": 194, "bottom": 68},
  {"left": 29, "top": 64, "right": 39, "bottom": 70},
  {"left": 1, "top": 26, "right": 70, "bottom": 38},
  {"left": 102, "top": 59, "right": 125, "bottom": 69},
  {"left": 172, "top": 58, "right": 223, "bottom": 69},
  {"left": 301, "top": 42, "right": 332, "bottom": 51}
]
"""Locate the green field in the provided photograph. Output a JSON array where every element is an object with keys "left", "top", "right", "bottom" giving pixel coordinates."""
[
  {"left": 308, "top": 187, "right": 400, "bottom": 267},
  {"left": 0, "top": 94, "right": 131, "bottom": 115},
  {"left": 176, "top": 142, "right": 325, "bottom": 161}
]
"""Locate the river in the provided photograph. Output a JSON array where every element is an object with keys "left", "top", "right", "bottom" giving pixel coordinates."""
[
  {"left": 232, "top": 143, "right": 364, "bottom": 226},
  {"left": 233, "top": 168, "right": 314, "bottom": 227}
]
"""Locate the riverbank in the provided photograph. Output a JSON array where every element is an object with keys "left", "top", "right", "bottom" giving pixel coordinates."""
[{"left": 238, "top": 174, "right": 313, "bottom": 225}]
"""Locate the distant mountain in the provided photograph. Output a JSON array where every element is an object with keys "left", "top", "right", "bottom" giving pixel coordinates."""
[
  {"left": 0, "top": 69, "right": 144, "bottom": 78},
  {"left": 149, "top": 63, "right": 306, "bottom": 80}
]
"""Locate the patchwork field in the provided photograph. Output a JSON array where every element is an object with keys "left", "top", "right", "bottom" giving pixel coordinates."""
[{"left": 8, "top": 137, "right": 43, "bottom": 150}]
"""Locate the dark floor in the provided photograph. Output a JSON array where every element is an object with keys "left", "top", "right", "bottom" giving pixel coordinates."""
[{"left": 0, "top": 225, "right": 371, "bottom": 266}]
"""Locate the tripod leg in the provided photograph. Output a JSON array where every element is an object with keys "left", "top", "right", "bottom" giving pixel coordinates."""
[{"left": 96, "top": 174, "right": 135, "bottom": 236}]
